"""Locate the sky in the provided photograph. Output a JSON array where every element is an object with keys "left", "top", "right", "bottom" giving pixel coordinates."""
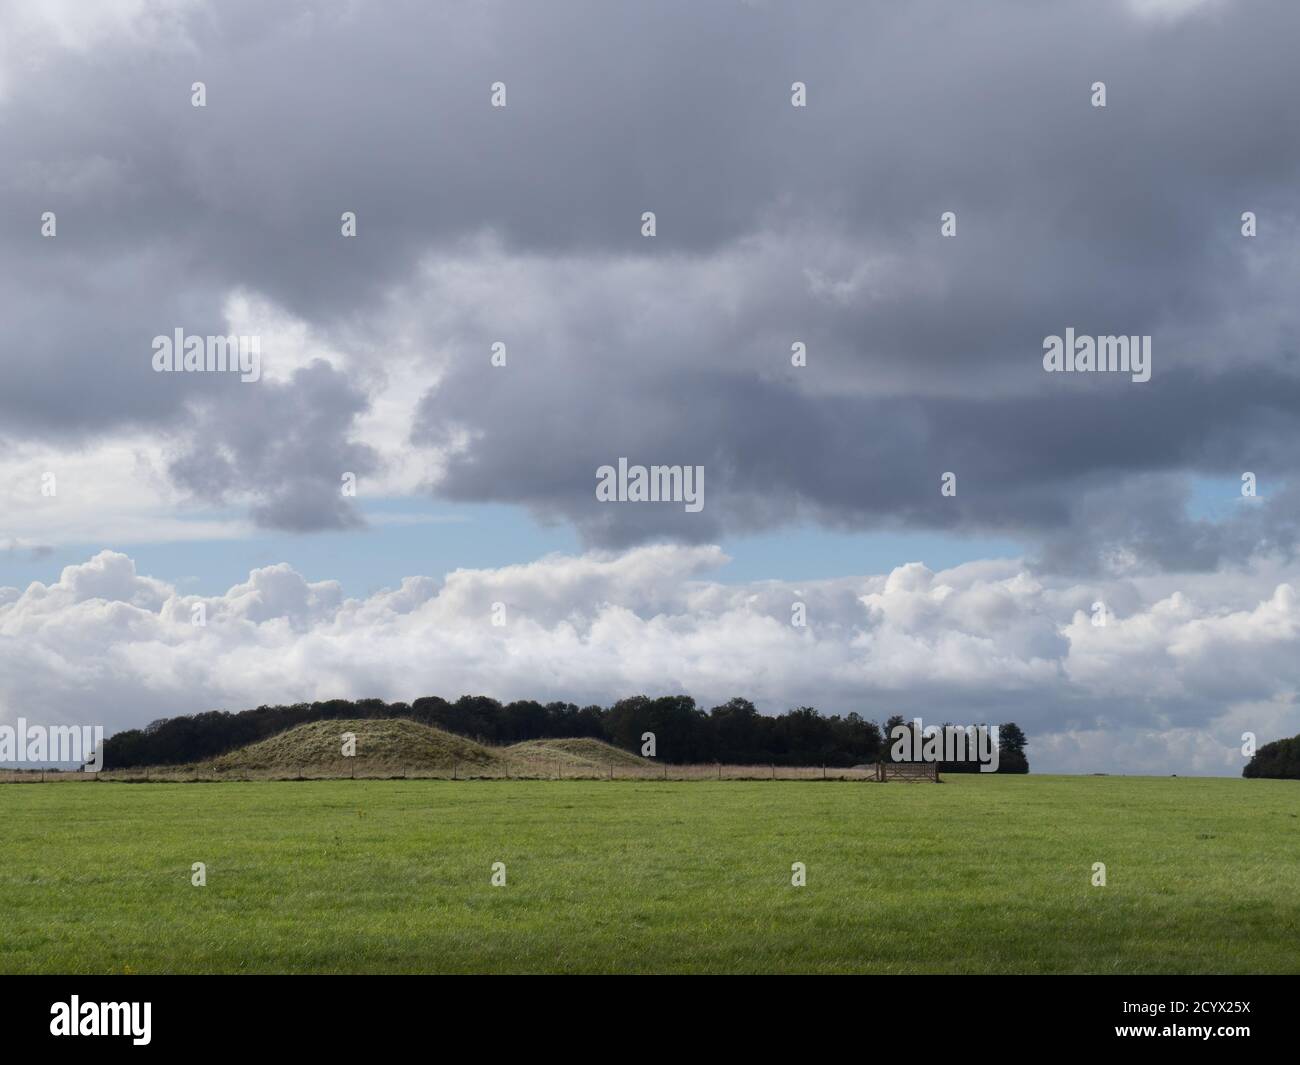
[{"left": 2, "top": 0, "right": 1298, "bottom": 774}]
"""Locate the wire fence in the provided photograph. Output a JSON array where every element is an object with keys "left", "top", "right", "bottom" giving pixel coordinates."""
[{"left": 0, "top": 761, "right": 885, "bottom": 784}]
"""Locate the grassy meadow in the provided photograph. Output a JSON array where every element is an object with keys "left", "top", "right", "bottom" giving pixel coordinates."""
[{"left": 1, "top": 774, "right": 1297, "bottom": 974}]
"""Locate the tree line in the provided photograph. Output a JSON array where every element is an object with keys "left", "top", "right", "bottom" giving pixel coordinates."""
[
  {"left": 99, "top": 694, "right": 1029, "bottom": 772},
  {"left": 1243, "top": 733, "right": 1300, "bottom": 779}
]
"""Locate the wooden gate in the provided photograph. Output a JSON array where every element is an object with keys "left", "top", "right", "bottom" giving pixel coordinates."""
[{"left": 876, "top": 761, "right": 940, "bottom": 782}]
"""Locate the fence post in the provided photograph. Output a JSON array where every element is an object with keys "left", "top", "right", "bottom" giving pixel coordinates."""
[
  {"left": 771, "top": 763, "right": 775, "bottom": 780},
  {"left": 453, "top": 760, "right": 457, "bottom": 781},
  {"left": 717, "top": 763, "right": 721, "bottom": 781},
  {"left": 823, "top": 764, "right": 826, "bottom": 780},
  {"left": 609, "top": 763, "right": 613, "bottom": 780}
]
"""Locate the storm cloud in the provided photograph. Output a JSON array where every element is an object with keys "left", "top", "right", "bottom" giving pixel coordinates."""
[{"left": 2, "top": 0, "right": 1298, "bottom": 560}]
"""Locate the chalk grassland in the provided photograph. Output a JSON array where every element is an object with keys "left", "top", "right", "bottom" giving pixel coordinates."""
[{"left": 1, "top": 776, "right": 1297, "bottom": 974}]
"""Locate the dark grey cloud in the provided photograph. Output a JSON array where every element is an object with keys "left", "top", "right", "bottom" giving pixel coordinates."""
[
  {"left": 166, "top": 360, "right": 379, "bottom": 530},
  {"left": 3, "top": 0, "right": 1299, "bottom": 562}
]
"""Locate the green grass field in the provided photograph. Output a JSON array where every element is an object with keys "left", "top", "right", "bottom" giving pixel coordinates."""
[{"left": 1, "top": 775, "right": 1297, "bottom": 974}]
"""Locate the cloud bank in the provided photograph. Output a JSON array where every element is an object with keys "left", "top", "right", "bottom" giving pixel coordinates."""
[
  {"left": 3, "top": 0, "right": 1300, "bottom": 569},
  {"left": 3, "top": 546, "right": 1296, "bottom": 774}
]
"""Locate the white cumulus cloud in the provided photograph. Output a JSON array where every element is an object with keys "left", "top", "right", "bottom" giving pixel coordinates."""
[{"left": 2, "top": 545, "right": 1297, "bottom": 775}]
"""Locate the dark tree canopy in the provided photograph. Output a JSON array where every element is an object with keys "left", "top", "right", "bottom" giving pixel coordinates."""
[
  {"left": 1243, "top": 734, "right": 1300, "bottom": 779},
  {"left": 99, "top": 694, "right": 1027, "bottom": 773}
]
